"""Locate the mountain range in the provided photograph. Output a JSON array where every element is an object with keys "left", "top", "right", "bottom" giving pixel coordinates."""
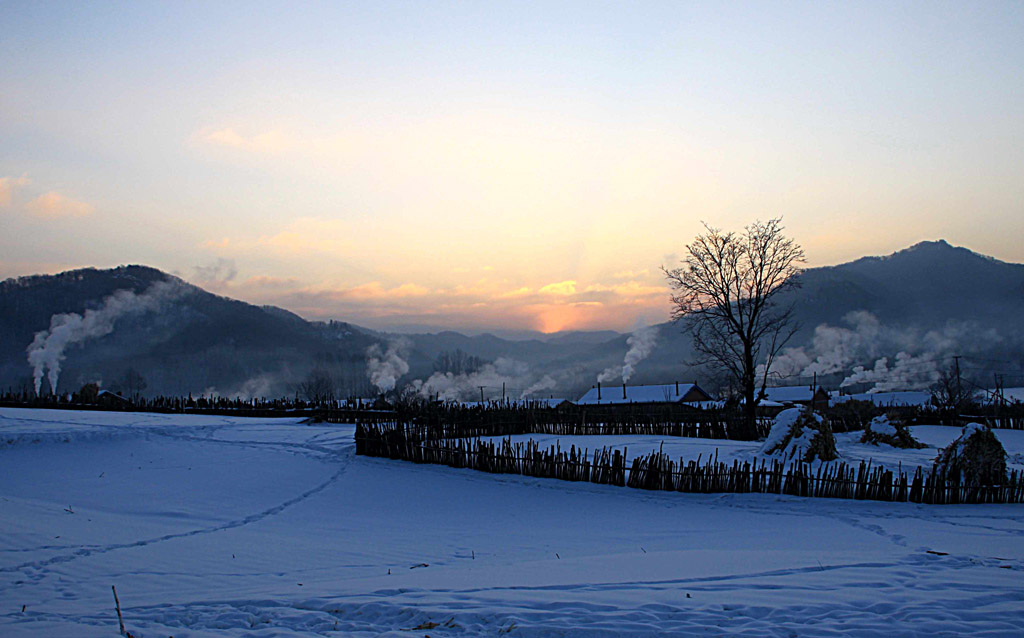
[{"left": 2, "top": 240, "right": 1022, "bottom": 399}]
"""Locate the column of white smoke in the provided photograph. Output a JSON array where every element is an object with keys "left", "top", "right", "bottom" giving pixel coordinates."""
[
  {"left": 26, "top": 280, "right": 186, "bottom": 395},
  {"left": 520, "top": 374, "right": 556, "bottom": 399},
  {"left": 620, "top": 324, "right": 659, "bottom": 382},
  {"left": 597, "top": 324, "right": 659, "bottom": 384},
  {"left": 411, "top": 357, "right": 529, "bottom": 402},
  {"left": 366, "top": 339, "right": 411, "bottom": 393}
]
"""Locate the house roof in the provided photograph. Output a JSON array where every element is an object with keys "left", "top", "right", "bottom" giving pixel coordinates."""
[
  {"left": 96, "top": 390, "right": 131, "bottom": 402},
  {"left": 457, "top": 398, "right": 569, "bottom": 408},
  {"left": 576, "top": 383, "right": 709, "bottom": 405},
  {"left": 832, "top": 391, "right": 932, "bottom": 407},
  {"left": 762, "top": 386, "right": 826, "bottom": 403}
]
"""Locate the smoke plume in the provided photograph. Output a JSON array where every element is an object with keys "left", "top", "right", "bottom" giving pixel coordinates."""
[
  {"left": 409, "top": 357, "right": 533, "bottom": 402},
  {"left": 762, "top": 310, "right": 1010, "bottom": 393},
  {"left": 26, "top": 280, "right": 186, "bottom": 395},
  {"left": 840, "top": 352, "right": 943, "bottom": 392},
  {"left": 366, "top": 339, "right": 410, "bottom": 393},
  {"left": 598, "top": 324, "right": 660, "bottom": 384},
  {"left": 520, "top": 374, "right": 556, "bottom": 399}
]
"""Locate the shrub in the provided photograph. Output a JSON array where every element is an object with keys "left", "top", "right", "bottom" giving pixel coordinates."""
[
  {"left": 829, "top": 399, "right": 881, "bottom": 433},
  {"left": 933, "top": 423, "right": 1007, "bottom": 485},
  {"left": 761, "top": 407, "right": 838, "bottom": 463}
]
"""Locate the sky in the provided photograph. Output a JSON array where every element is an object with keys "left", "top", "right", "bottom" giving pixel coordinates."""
[{"left": 2, "top": 1, "right": 1023, "bottom": 333}]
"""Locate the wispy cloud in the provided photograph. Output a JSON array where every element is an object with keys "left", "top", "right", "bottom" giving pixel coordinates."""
[
  {"left": 221, "top": 273, "right": 667, "bottom": 332},
  {"left": 199, "top": 127, "right": 297, "bottom": 153},
  {"left": 25, "top": 191, "right": 95, "bottom": 218},
  {"left": 539, "top": 280, "right": 577, "bottom": 296},
  {"left": 0, "top": 175, "right": 30, "bottom": 207},
  {"left": 191, "top": 258, "right": 238, "bottom": 290}
]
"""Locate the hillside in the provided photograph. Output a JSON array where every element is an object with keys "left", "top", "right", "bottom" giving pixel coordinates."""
[
  {"left": 0, "top": 266, "right": 379, "bottom": 397},
  {"left": 2, "top": 241, "right": 1023, "bottom": 398}
]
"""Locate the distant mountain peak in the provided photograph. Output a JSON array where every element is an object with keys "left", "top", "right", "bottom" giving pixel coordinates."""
[{"left": 905, "top": 239, "right": 951, "bottom": 251}]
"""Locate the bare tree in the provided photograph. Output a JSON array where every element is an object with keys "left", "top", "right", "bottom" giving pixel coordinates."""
[
  {"left": 929, "top": 363, "right": 980, "bottom": 414},
  {"left": 119, "top": 367, "right": 148, "bottom": 402},
  {"left": 298, "top": 367, "right": 335, "bottom": 405},
  {"left": 663, "top": 218, "right": 804, "bottom": 439}
]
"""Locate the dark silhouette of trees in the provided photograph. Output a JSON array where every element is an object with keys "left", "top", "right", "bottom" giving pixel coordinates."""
[
  {"left": 298, "top": 367, "right": 334, "bottom": 404},
  {"left": 433, "top": 349, "right": 487, "bottom": 376},
  {"left": 930, "top": 363, "right": 980, "bottom": 413},
  {"left": 664, "top": 218, "right": 804, "bottom": 439},
  {"left": 118, "top": 367, "right": 148, "bottom": 402}
]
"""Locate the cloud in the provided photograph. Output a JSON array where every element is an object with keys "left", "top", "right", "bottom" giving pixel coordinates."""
[
  {"left": 25, "top": 191, "right": 94, "bottom": 218},
  {"left": 192, "top": 258, "right": 238, "bottom": 289},
  {"left": 203, "top": 237, "right": 232, "bottom": 249},
  {"left": 225, "top": 274, "right": 669, "bottom": 332},
  {"left": 342, "top": 282, "right": 431, "bottom": 300},
  {"left": 539, "top": 280, "right": 577, "bottom": 296},
  {"left": 199, "top": 127, "right": 296, "bottom": 153},
  {"left": 243, "top": 275, "right": 302, "bottom": 290},
  {"left": 498, "top": 287, "right": 532, "bottom": 298},
  {"left": 0, "top": 175, "right": 30, "bottom": 207}
]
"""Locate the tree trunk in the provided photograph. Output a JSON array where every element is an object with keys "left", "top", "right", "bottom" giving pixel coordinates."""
[{"left": 738, "top": 347, "right": 759, "bottom": 441}]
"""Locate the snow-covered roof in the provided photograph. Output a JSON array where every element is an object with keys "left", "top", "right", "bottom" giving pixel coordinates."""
[
  {"left": 832, "top": 391, "right": 932, "bottom": 408},
  {"left": 515, "top": 398, "right": 570, "bottom": 408},
  {"left": 762, "top": 386, "right": 826, "bottom": 403},
  {"left": 96, "top": 390, "right": 130, "bottom": 402},
  {"left": 452, "top": 398, "right": 569, "bottom": 408},
  {"left": 576, "top": 383, "right": 710, "bottom": 406}
]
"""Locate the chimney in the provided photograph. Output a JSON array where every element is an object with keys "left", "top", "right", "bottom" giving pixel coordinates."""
[
  {"left": 597, "top": 382, "right": 602, "bottom": 401},
  {"left": 623, "top": 383, "right": 627, "bottom": 400},
  {"left": 675, "top": 380, "right": 679, "bottom": 396}
]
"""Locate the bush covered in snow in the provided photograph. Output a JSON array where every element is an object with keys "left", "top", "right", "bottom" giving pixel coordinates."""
[
  {"left": 761, "top": 408, "right": 838, "bottom": 463},
  {"left": 932, "top": 423, "right": 1007, "bottom": 485},
  {"left": 860, "top": 415, "right": 925, "bottom": 449},
  {"left": 829, "top": 399, "right": 881, "bottom": 433}
]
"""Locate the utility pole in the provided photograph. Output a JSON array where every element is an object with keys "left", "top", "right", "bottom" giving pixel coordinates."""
[
  {"left": 953, "top": 355, "right": 962, "bottom": 409},
  {"left": 478, "top": 385, "right": 485, "bottom": 404}
]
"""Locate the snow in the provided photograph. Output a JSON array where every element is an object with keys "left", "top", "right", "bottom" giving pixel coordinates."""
[
  {"left": 867, "top": 415, "right": 898, "bottom": 437},
  {"left": 3, "top": 407, "right": 1024, "bottom": 637},
  {"left": 761, "top": 407, "right": 805, "bottom": 452},
  {"left": 759, "top": 407, "right": 831, "bottom": 461}
]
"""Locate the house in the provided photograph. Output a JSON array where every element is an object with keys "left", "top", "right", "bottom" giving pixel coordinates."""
[
  {"left": 96, "top": 390, "right": 132, "bottom": 408},
  {"left": 458, "top": 398, "right": 573, "bottom": 409},
  {"left": 761, "top": 386, "right": 830, "bottom": 411},
  {"left": 831, "top": 391, "right": 932, "bottom": 408},
  {"left": 576, "top": 382, "right": 713, "bottom": 406}
]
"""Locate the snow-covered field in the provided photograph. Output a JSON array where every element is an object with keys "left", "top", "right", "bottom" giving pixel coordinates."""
[{"left": 2, "top": 408, "right": 1023, "bottom": 637}]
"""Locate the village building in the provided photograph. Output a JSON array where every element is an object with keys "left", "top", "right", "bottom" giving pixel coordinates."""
[
  {"left": 96, "top": 389, "right": 133, "bottom": 408},
  {"left": 831, "top": 390, "right": 933, "bottom": 408},
  {"left": 760, "top": 385, "right": 830, "bottom": 411},
  {"left": 576, "top": 382, "right": 713, "bottom": 406}
]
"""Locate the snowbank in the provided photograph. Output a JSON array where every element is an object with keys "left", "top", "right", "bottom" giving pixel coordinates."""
[
  {"left": 760, "top": 407, "right": 838, "bottom": 462},
  {"left": 933, "top": 422, "right": 1008, "bottom": 484}
]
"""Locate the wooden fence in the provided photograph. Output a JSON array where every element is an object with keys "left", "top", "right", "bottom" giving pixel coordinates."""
[{"left": 355, "top": 422, "right": 1024, "bottom": 505}]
